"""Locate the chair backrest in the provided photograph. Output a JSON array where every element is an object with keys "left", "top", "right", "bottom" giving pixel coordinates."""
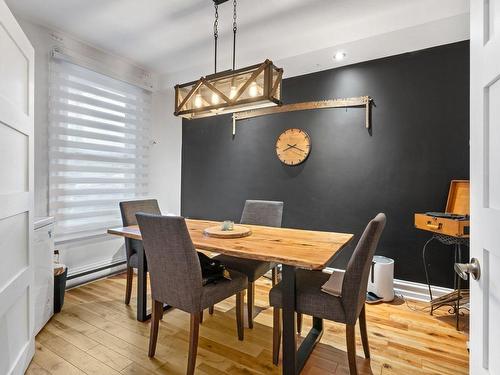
[
  {"left": 340, "top": 213, "right": 386, "bottom": 324},
  {"left": 119, "top": 199, "right": 161, "bottom": 260},
  {"left": 240, "top": 200, "right": 284, "bottom": 227},
  {"left": 120, "top": 199, "right": 161, "bottom": 226},
  {"left": 135, "top": 213, "right": 203, "bottom": 313}
]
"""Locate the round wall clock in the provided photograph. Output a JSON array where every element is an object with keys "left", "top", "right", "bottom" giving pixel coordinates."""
[{"left": 275, "top": 128, "right": 311, "bottom": 166}]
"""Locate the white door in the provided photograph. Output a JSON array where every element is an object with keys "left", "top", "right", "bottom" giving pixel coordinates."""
[
  {"left": 0, "top": 0, "right": 35, "bottom": 374},
  {"left": 470, "top": 0, "right": 500, "bottom": 374}
]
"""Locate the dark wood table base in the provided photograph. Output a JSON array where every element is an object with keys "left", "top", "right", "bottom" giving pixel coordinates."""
[
  {"left": 296, "top": 317, "right": 323, "bottom": 372},
  {"left": 282, "top": 265, "right": 324, "bottom": 374},
  {"left": 135, "top": 239, "right": 172, "bottom": 321}
]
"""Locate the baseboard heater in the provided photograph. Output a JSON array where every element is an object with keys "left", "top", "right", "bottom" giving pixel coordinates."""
[{"left": 67, "top": 260, "right": 127, "bottom": 281}]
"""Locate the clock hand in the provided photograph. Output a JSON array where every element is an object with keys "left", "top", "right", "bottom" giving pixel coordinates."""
[
  {"left": 288, "top": 144, "right": 305, "bottom": 153},
  {"left": 282, "top": 143, "right": 297, "bottom": 152}
]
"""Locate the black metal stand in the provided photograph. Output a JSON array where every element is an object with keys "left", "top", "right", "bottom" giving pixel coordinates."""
[
  {"left": 422, "top": 233, "right": 469, "bottom": 330},
  {"left": 281, "top": 265, "right": 324, "bottom": 375}
]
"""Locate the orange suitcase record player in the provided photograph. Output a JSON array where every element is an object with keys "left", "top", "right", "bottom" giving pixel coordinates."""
[{"left": 414, "top": 180, "right": 469, "bottom": 238}]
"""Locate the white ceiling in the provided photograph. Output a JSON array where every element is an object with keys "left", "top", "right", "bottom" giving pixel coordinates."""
[{"left": 7, "top": 0, "right": 469, "bottom": 87}]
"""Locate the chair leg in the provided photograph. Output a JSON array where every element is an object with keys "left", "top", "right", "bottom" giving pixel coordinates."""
[
  {"left": 296, "top": 313, "right": 302, "bottom": 335},
  {"left": 359, "top": 305, "right": 370, "bottom": 359},
  {"left": 125, "top": 266, "right": 133, "bottom": 305},
  {"left": 346, "top": 324, "right": 358, "bottom": 375},
  {"left": 200, "top": 310, "right": 204, "bottom": 324},
  {"left": 209, "top": 305, "right": 214, "bottom": 315},
  {"left": 272, "top": 307, "right": 281, "bottom": 366},
  {"left": 187, "top": 312, "right": 201, "bottom": 375},
  {"left": 236, "top": 291, "right": 244, "bottom": 341},
  {"left": 247, "top": 282, "right": 255, "bottom": 329},
  {"left": 148, "top": 300, "right": 163, "bottom": 357}
]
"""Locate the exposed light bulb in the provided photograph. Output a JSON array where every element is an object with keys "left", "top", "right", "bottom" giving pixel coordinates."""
[
  {"left": 194, "top": 94, "right": 203, "bottom": 108},
  {"left": 249, "top": 82, "right": 258, "bottom": 97},
  {"left": 211, "top": 92, "right": 220, "bottom": 105},
  {"left": 210, "top": 108, "right": 225, "bottom": 114},
  {"left": 229, "top": 86, "right": 237, "bottom": 99},
  {"left": 334, "top": 51, "right": 346, "bottom": 61}
]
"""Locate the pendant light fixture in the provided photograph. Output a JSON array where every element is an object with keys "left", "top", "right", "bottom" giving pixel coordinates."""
[{"left": 174, "top": 0, "right": 283, "bottom": 119}]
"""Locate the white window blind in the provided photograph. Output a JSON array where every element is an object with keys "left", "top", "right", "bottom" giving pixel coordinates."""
[{"left": 49, "top": 57, "right": 151, "bottom": 241}]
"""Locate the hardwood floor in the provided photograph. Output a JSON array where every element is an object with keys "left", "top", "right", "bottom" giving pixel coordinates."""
[{"left": 27, "top": 273, "right": 469, "bottom": 374}]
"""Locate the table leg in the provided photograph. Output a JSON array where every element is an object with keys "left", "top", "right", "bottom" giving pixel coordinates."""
[
  {"left": 135, "top": 241, "right": 171, "bottom": 322},
  {"left": 137, "top": 242, "right": 148, "bottom": 322},
  {"left": 296, "top": 317, "right": 323, "bottom": 372},
  {"left": 281, "top": 265, "right": 297, "bottom": 375},
  {"left": 281, "top": 265, "right": 324, "bottom": 375}
]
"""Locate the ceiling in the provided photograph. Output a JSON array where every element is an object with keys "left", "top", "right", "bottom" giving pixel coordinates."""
[{"left": 7, "top": 0, "right": 469, "bottom": 86}]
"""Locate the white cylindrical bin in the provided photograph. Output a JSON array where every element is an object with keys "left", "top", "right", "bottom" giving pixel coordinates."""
[{"left": 367, "top": 255, "right": 394, "bottom": 302}]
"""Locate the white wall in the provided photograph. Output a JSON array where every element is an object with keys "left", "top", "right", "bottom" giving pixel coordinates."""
[
  {"left": 150, "top": 90, "right": 182, "bottom": 215},
  {"left": 17, "top": 18, "right": 182, "bottom": 285}
]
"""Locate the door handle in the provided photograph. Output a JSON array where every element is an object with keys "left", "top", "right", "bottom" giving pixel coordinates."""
[{"left": 454, "top": 258, "right": 481, "bottom": 281}]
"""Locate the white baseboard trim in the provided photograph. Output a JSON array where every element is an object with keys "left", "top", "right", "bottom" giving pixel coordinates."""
[
  {"left": 393, "top": 278, "right": 453, "bottom": 302},
  {"left": 323, "top": 267, "right": 452, "bottom": 303}
]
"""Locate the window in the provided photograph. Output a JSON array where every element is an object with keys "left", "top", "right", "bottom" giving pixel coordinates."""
[{"left": 49, "top": 58, "right": 151, "bottom": 241}]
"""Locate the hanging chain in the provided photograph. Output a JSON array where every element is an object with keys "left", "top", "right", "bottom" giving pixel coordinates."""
[
  {"left": 232, "top": 0, "right": 237, "bottom": 70},
  {"left": 214, "top": 3, "right": 219, "bottom": 73},
  {"left": 213, "top": 0, "right": 236, "bottom": 73}
]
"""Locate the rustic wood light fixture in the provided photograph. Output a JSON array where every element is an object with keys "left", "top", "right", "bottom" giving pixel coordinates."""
[{"left": 174, "top": 0, "right": 283, "bottom": 119}]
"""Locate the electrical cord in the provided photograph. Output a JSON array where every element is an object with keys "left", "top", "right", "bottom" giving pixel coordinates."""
[{"left": 395, "top": 293, "right": 432, "bottom": 312}]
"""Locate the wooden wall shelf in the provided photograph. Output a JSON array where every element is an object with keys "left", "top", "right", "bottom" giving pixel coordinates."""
[{"left": 231, "top": 95, "right": 372, "bottom": 135}]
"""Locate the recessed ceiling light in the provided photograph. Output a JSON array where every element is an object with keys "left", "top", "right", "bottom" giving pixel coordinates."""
[{"left": 334, "top": 51, "right": 346, "bottom": 61}]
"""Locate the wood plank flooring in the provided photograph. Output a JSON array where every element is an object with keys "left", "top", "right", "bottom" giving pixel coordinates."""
[{"left": 26, "top": 273, "right": 469, "bottom": 374}]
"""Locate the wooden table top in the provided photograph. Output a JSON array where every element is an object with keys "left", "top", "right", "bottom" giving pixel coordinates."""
[{"left": 108, "top": 219, "right": 353, "bottom": 270}]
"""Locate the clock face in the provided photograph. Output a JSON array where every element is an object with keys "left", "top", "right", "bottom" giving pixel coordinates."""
[{"left": 275, "top": 128, "right": 311, "bottom": 166}]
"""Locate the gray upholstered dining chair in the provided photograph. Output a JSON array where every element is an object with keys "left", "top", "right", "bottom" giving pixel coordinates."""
[
  {"left": 269, "top": 213, "right": 386, "bottom": 374},
  {"left": 119, "top": 199, "right": 161, "bottom": 305},
  {"left": 212, "top": 200, "right": 283, "bottom": 328},
  {"left": 135, "top": 213, "right": 248, "bottom": 375}
]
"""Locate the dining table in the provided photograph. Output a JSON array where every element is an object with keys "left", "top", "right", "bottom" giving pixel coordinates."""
[{"left": 108, "top": 218, "right": 353, "bottom": 375}]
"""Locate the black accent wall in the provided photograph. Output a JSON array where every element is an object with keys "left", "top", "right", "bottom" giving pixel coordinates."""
[{"left": 181, "top": 41, "right": 470, "bottom": 288}]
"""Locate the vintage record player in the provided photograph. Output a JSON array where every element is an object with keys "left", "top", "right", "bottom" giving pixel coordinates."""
[{"left": 414, "top": 180, "right": 470, "bottom": 238}]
